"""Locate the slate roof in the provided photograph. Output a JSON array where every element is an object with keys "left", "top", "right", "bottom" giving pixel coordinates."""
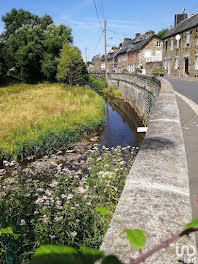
[
  {"left": 114, "top": 34, "right": 158, "bottom": 57},
  {"left": 107, "top": 49, "right": 120, "bottom": 60},
  {"left": 101, "top": 55, "right": 105, "bottom": 62},
  {"left": 127, "top": 34, "right": 154, "bottom": 52},
  {"left": 164, "top": 13, "right": 198, "bottom": 38},
  {"left": 116, "top": 38, "right": 135, "bottom": 55}
]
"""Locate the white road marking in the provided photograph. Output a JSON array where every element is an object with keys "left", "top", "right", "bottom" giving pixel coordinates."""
[{"left": 175, "top": 91, "right": 198, "bottom": 116}]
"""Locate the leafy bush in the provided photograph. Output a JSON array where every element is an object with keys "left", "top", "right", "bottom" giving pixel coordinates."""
[
  {"left": 135, "top": 68, "right": 142, "bottom": 74},
  {"left": 111, "top": 87, "right": 122, "bottom": 97},
  {"left": 0, "top": 146, "right": 137, "bottom": 263},
  {"left": 152, "top": 68, "right": 165, "bottom": 76},
  {"left": 89, "top": 76, "right": 107, "bottom": 92}
]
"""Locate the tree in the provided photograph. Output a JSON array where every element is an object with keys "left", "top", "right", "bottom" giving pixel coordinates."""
[
  {"left": 0, "top": 9, "right": 73, "bottom": 83},
  {"left": 41, "top": 24, "right": 73, "bottom": 81},
  {"left": 157, "top": 28, "right": 169, "bottom": 38},
  {"left": 57, "top": 43, "right": 88, "bottom": 86},
  {"left": 0, "top": 42, "right": 7, "bottom": 84}
]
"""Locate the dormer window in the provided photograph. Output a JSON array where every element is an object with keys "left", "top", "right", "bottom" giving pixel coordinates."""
[
  {"left": 157, "top": 40, "right": 161, "bottom": 47},
  {"left": 186, "top": 32, "right": 190, "bottom": 46}
]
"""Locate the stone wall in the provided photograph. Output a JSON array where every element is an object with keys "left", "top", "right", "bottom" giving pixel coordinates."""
[
  {"left": 146, "top": 61, "right": 162, "bottom": 75},
  {"left": 101, "top": 77, "right": 197, "bottom": 263},
  {"left": 107, "top": 73, "right": 161, "bottom": 124}
]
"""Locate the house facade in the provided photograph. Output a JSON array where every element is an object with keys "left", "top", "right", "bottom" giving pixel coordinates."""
[
  {"left": 128, "top": 32, "right": 163, "bottom": 75},
  {"left": 91, "top": 55, "right": 101, "bottom": 73},
  {"left": 107, "top": 48, "right": 119, "bottom": 73},
  {"left": 113, "top": 32, "right": 163, "bottom": 75},
  {"left": 163, "top": 12, "right": 198, "bottom": 77}
]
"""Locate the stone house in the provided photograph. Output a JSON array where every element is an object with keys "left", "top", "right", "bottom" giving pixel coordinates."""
[
  {"left": 91, "top": 55, "right": 101, "bottom": 73},
  {"left": 114, "top": 31, "right": 163, "bottom": 74},
  {"left": 127, "top": 32, "right": 163, "bottom": 75},
  {"left": 115, "top": 38, "right": 134, "bottom": 73},
  {"left": 163, "top": 12, "right": 198, "bottom": 77},
  {"left": 100, "top": 55, "right": 105, "bottom": 73},
  {"left": 106, "top": 48, "right": 119, "bottom": 73}
]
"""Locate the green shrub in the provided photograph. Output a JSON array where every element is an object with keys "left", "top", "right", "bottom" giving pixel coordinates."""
[
  {"left": 111, "top": 87, "right": 122, "bottom": 97},
  {"left": 89, "top": 76, "right": 107, "bottom": 92},
  {"left": 135, "top": 68, "right": 142, "bottom": 74},
  {"left": 152, "top": 68, "right": 165, "bottom": 76}
]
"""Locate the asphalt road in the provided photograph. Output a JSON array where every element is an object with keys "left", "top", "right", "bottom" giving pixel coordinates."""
[
  {"left": 167, "top": 78, "right": 198, "bottom": 104},
  {"left": 167, "top": 78, "right": 198, "bottom": 246}
]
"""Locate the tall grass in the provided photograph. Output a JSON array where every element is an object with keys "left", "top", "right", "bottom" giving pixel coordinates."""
[{"left": 0, "top": 83, "right": 104, "bottom": 162}]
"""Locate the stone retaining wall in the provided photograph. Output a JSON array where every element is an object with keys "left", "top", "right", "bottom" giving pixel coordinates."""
[
  {"left": 107, "top": 73, "right": 161, "bottom": 124},
  {"left": 101, "top": 77, "right": 197, "bottom": 263}
]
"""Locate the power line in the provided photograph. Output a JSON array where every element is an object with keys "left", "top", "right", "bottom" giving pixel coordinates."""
[
  {"left": 98, "top": 0, "right": 105, "bottom": 20},
  {"left": 107, "top": 28, "right": 131, "bottom": 38},
  {"left": 93, "top": 30, "right": 104, "bottom": 52},
  {"left": 93, "top": 0, "right": 103, "bottom": 32}
]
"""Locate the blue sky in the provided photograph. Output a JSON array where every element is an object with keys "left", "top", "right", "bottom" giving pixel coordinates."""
[{"left": 0, "top": 0, "right": 198, "bottom": 61}]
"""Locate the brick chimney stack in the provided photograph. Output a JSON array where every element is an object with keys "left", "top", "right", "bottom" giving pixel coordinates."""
[
  {"left": 145, "top": 30, "right": 152, "bottom": 38},
  {"left": 135, "top": 33, "right": 141, "bottom": 41},
  {"left": 123, "top": 38, "right": 131, "bottom": 44}
]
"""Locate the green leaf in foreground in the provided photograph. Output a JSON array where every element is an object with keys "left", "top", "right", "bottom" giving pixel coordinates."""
[
  {"left": 31, "top": 245, "right": 104, "bottom": 264},
  {"left": 33, "top": 245, "right": 77, "bottom": 256},
  {"left": 102, "top": 255, "right": 123, "bottom": 264},
  {"left": 184, "top": 218, "right": 198, "bottom": 230},
  {"left": 0, "top": 227, "right": 14, "bottom": 236},
  {"left": 80, "top": 245, "right": 104, "bottom": 256},
  {"left": 96, "top": 207, "right": 114, "bottom": 216},
  {"left": 124, "top": 229, "right": 146, "bottom": 250}
]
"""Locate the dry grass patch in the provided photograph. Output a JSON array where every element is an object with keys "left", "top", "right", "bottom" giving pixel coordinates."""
[{"left": 0, "top": 83, "right": 104, "bottom": 161}]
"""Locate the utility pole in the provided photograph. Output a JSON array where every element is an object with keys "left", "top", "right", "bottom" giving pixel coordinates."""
[
  {"left": 85, "top": 48, "right": 87, "bottom": 64},
  {"left": 104, "top": 20, "right": 108, "bottom": 82}
]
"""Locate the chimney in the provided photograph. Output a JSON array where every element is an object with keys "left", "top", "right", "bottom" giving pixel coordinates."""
[
  {"left": 174, "top": 10, "right": 187, "bottom": 27},
  {"left": 145, "top": 30, "right": 152, "bottom": 38},
  {"left": 123, "top": 38, "right": 131, "bottom": 44},
  {"left": 135, "top": 33, "right": 141, "bottom": 41}
]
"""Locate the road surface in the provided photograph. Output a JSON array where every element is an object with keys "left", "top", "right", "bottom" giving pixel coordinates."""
[{"left": 167, "top": 78, "right": 198, "bottom": 245}]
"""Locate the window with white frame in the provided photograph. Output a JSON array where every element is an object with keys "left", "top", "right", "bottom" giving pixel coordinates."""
[
  {"left": 176, "top": 39, "right": 180, "bottom": 49},
  {"left": 170, "top": 38, "right": 174, "bottom": 50},
  {"left": 175, "top": 57, "right": 179, "bottom": 69},
  {"left": 164, "top": 59, "right": 167, "bottom": 69},
  {"left": 195, "top": 55, "right": 198, "bottom": 70},
  {"left": 186, "top": 32, "right": 190, "bottom": 46},
  {"left": 157, "top": 40, "right": 161, "bottom": 47}
]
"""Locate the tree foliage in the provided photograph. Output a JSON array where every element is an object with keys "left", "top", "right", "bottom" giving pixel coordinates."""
[
  {"left": 157, "top": 28, "right": 169, "bottom": 38},
  {"left": 0, "top": 8, "right": 73, "bottom": 83},
  {"left": 57, "top": 43, "right": 88, "bottom": 86}
]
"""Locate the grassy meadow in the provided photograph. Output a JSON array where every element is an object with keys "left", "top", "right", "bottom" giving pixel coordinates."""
[{"left": 0, "top": 83, "right": 105, "bottom": 162}]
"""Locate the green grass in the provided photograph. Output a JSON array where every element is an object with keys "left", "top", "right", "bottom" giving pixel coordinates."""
[{"left": 0, "top": 83, "right": 105, "bottom": 162}]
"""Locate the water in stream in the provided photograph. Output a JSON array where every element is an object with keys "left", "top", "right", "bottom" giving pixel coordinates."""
[{"left": 97, "top": 97, "right": 145, "bottom": 148}]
